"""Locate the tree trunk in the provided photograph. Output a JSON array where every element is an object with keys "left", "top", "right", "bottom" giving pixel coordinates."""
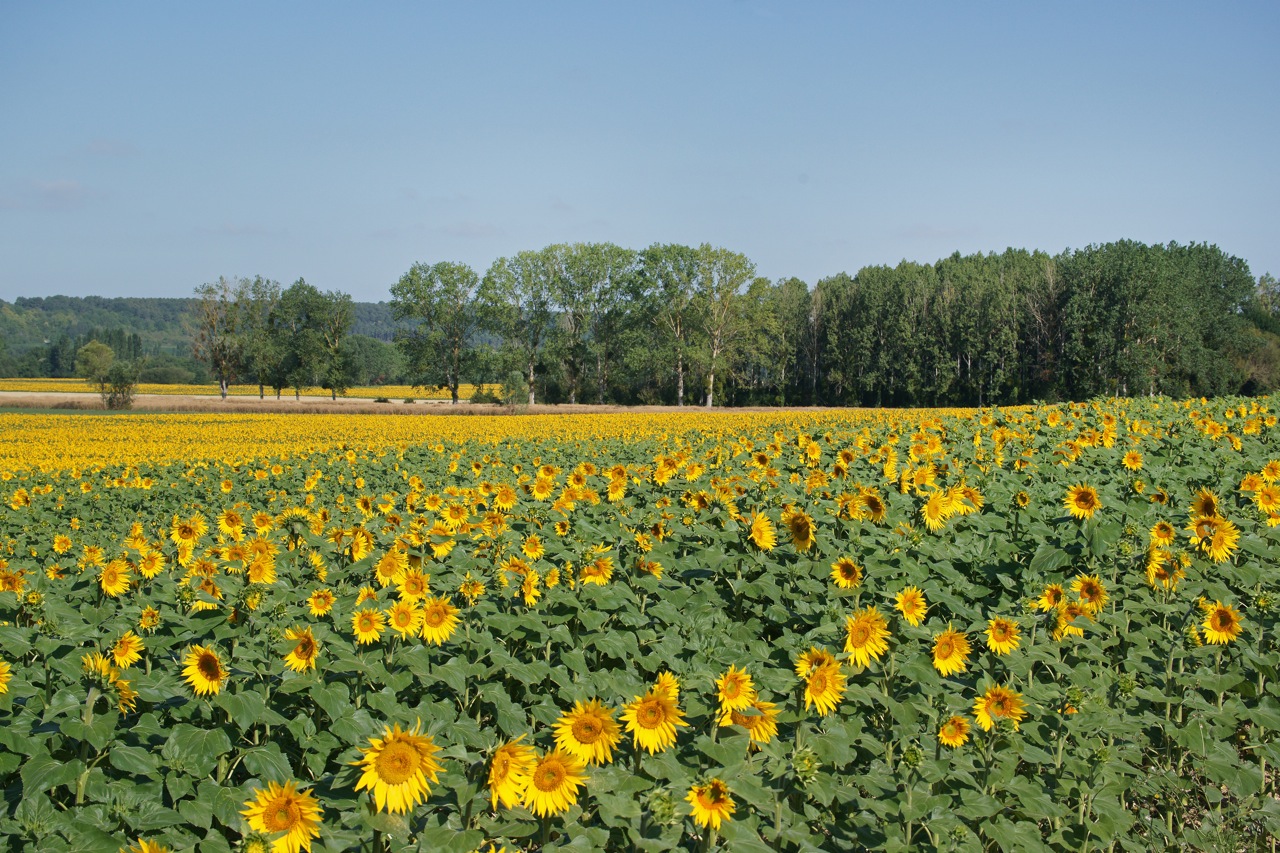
[
  {"left": 259, "top": 383, "right": 264, "bottom": 400},
  {"left": 527, "top": 360, "right": 536, "bottom": 406},
  {"left": 677, "top": 352, "right": 685, "bottom": 407},
  {"left": 220, "top": 377, "right": 228, "bottom": 400},
  {"left": 706, "top": 370, "right": 715, "bottom": 408}
]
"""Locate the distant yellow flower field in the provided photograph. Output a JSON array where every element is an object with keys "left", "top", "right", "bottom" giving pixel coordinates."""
[{"left": 0, "top": 377, "right": 497, "bottom": 400}]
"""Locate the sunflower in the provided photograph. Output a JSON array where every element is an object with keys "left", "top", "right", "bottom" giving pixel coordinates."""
[
  {"left": 420, "top": 595, "right": 460, "bottom": 645},
  {"left": 860, "top": 490, "right": 888, "bottom": 523},
  {"left": 123, "top": 841, "right": 172, "bottom": 853},
  {"left": 1188, "top": 515, "right": 1240, "bottom": 563},
  {"left": 803, "top": 661, "right": 846, "bottom": 716},
  {"left": 217, "top": 509, "right": 245, "bottom": 540},
  {"left": 351, "top": 608, "right": 385, "bottom": 645},
  {"left": 794, "top": 646, "right": 838, "bottom": 679},
  {"left": 830, "top": 557, "right": 863, "bottom": 589},
  {"left": 182, "top": 645, "right": 226, "bottom": 697},
  {"left": 308, "top": 588, "right": 335, "bottom": 617},
  {"left": 522, "top": 749, "right": 587, "bottom": 817},
  {"left": 894, "top": 586, "right": 927, "bottom": 626},
  {"left": 100, "top": 562, "right": 131, "bottom": 598},
  {"left": 747, "top": 513, "right": 776, "bottom": 551},
  {"left": 844, "top": 606, "right": 890, "bottom": 668},
  {"left": 782, "top": 507, "right": 817, "bottom": 552},
  {"left": 653, "top": 671, "right": 680, "bottom": 701},
  {"left": 715, "top": 665, "right": 756, "bottom": 712},
  {"left": 1071, "top": 574, "right": 1108, "bottom": 613},
  {"left": 488, "top": 736, "right": 536, "bottom": 809},
  {"left": 374, "top": 549, "right": 408, "bottom": 588},
  {"left": 932, "top": 626, "right": 971, "bottom": 677},
  {"left": 1053, "top": 601, "right": 1093, "bottom": 641},
  {"left": 137, "top": 550, "right": 166, "bottom": 579},
  {"left": 984, "top": 617, "right": 1020, "bottom": 655},
  {"left": 1188, "top": 488, "right": 1219, "bottom": 519},
  {"left": 386, "top": 600, "right": 423, "bottom": 639},
  {"left": 1013, "top": 491, "right": 1031, "bottom": 509},
  {"left": 1064, "top": 485, "right": 1101, "bottom": 520},
  {"left": 1149, "top": 520, "right": 1176, "bottom": 548},
  {"left": 1202, "top": 601, "right": 1242, "bottom": 644},
  {"left": 53, "top": 534, "right": 72, "bottom": 555},
  {"left": 112, "top": 630, "right": 145, "bottom": 669},
  {"left": 921, "top": 490, "right": 948, "bottom": 533},
  {"left": 973, "top": 684, "right": 1027, "bottom": 731},
  {"left": 353, "top": 721, "right": 443, "bottom": 814},
  {"left": 622, "top": 690, "right": 688, "bottom": 754},
  {"left": 170, "top": 513, "right": 208, "bottom": 548},
  {"left": 240, "top": 780, "right": 323, "bottom": 853},
  {"left": 1035, "top": 583, "right": 1065, "bottom": 612},
  {"left": 718, "top": 700, "right": 779, "bottom": 743},
  {"left": 554, "top": 699, "right": 621, "bottom": 766},
  {"left": 0, "top": 659, "right": 12, "bottom": 695},
  {"left": 521, "top": 534, "right": 545, "bottom": 561},
  {"left": 686, "top": 778, "right": 735, "bottom": 831},
  {"left": 138, "top": 606, "right": 161, "bottom": 633},
  {"left": 938, "top": 715, "right": 971, "bottom": 748},
  {"left": 283, "top": 626, "right": 319, "bottom": 673},
  {"left": 397, "top": 568, "right": 429, "bottom": 601}
]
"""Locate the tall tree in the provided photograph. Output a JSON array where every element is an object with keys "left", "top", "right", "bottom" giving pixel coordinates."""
[
  {"left": 192, "top": 276, "right": 249, "bottom": 399},
  {"left": 391, "top": 261, "right": 480, "bottom": 404},
  {"left": 693, "top": 245, "right": 755, "bottom": 407},
  {"left": 241, "top": 276, "right": 282, "bottom": 399},
  {"left": 478, "top": 249, "right": 557, "bottom": 405},
  {"left": 639, "top": 244, "right": 700, "bottom": 406}
]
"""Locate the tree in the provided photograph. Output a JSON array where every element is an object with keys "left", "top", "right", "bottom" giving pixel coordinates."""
[
  {"left": 101, "top": 360, "right": 139, "bottom": 410},
  {"left": 192, "top": 276, "right": 249, "bottom": 399},
  {"left": 478, "top": 249, "right": 558, "bottom": 405},
  {"left": 639, "top": 244, "right": 700, "bottom": 406},
  {"left": 74, "top": 340, "right": 114, "bottom": 386},
  {"left": 240, "top": 277, "right": 283, "bottom": 399},
  {"left": 693, "top": 244, "right": 755, "bottom": 407},
  {"left": 318, "top": 290, "right": 354, "bottom": 400},
  {"left": 390, "top": 261, "right": 479, "bottom": 404},
  {"left": 273, "top": 280, "right": 329, "bottom": 400}
]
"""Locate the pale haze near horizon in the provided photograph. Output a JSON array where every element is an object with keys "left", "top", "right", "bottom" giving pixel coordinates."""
[{"left": 1, "top": 1, "right": 1276, "bottom": 304}]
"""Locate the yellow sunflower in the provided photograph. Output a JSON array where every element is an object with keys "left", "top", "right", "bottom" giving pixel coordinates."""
[
  {"left": 397, "top": 568, "right": 430, "bottom": 601},
  {"left": 793, "top": 646, "right": 837, "bottom": 679},
  {"left": 984, "top": 617, "right": 1020, "bottom": 655},
  {"left": 718, "top": 700, "right": 779, "bottom": 743},
  {"left": 1202, "top": 601, "right": 1242, "bottom": 644},
  {"left": 308, "top": 588, "right": 335, "bottom": 617},
  {"left": 1053, "top": 601, "right": 1094, "bottom": 641},
  {"left": 894, "top": 586, "right": 927, "bottom": 626},
  {"left": 931, "top": 626, "right": 971, "bottom": 677},
  {"left": 386, "top": 600, "right": 423, "bottom": 639},
  {"left": 1064, "top": 484, "right": 1101, "bottom": 520},
  {"left": 1187, "top": 515, "right": 1240, "bottom": 563},
  {"left": 522, "top": 749, "right": 587, "bottom": 817},
  {"left": 240, "top": 780, "right": 323, "bottom": 853},
  {"left": 1149, "top": 520, "right": 1176, "bottom": 547},
  {"left": 747, "top": 513, "right": 777, "bottom": 551},
  {"left": 687, "top": 778, "right": 735, "bottom": 831},
  {"left": 283, "top": 626, "right": 319, "bottom": 673},
  {"left": 830, "top": 557, "right": 863, "bottom": 589},
  {"left": 973, "top": 684, "right": 1027, "bottom": 731},
  {"left": 0, "top": 659, "right": 12, "bottom": 695},
  {"left": 353, "top": 721, "right": 443, "bottom": 814},
  {"left": 488, "top": 736, "right": 536, "bottom": 809},
  {"left": 921, "top": 490, "right": 949, "bottom": 533},
  {"left": 522, "top": 534, "right": 545, "bottom": 561},
  {"left": 938, "top": 714, "right": 971, "bottom": 748},
  {"left": 1071, "top": 574, "right": 1108, "bottom": 614},
  {"left": 420, "top": 595, "right": 460, "bottom": 645},
  {"left": 112, "top": 631, "right": 145, "bottom": 669},
  {"left": 123, "top": 841, "right": 172, "bottom": 853},
  {"left": 715, "top": 665, "right": 756, "bottom": 712},
  {"left": 844, "top": 606, "right": 890, "bottom": 669},
  {"left": 621, "top": 690, "right": 688, "bottom": 754},
  {"left": 803, "top": 661, "right": 846, "bottom": 716},
  {"left": 1121, "top": 450, "right": 1143, "bottom": 471},
  {"left": 782, "top": 507, "right": 817, "bottom": 552},
  {"left": 1035, "top": 583, "right": 1065, "bottom": 612},
  {"left": 554, "top": 699, "right": 622, "bottom": 766},
  {"left": 182, "top": 645, "right": 226, "bottom": 697},
  {"left": 351, "top": 608, "right": 385, "bottom": 645},
  {"left": 653, "top": 671, "right": 680, "bottom": 701},
  {"left": 1188, "top": 488, "right": 1220, "bottom": 519},
  {"left": 100, "top": 561, "right": 132, "bottom": 598}
]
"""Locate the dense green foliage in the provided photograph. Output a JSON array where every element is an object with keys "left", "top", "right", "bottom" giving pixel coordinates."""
[{"left": 3, "top": 240, "right": 1277, "bottom": 405}]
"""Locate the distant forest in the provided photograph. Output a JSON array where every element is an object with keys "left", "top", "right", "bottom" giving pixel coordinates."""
[{"left": 3, "top": 239, "right": 1278, "bottom": 406}]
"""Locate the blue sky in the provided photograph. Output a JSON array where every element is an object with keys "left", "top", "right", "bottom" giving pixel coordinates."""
[{"left": 2, "top": 1, "right": 1276, "bottom": 302}]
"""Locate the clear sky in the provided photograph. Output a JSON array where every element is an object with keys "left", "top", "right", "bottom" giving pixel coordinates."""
[{"left": 2, "top": 1, "right": 1276, "bottom": 303}]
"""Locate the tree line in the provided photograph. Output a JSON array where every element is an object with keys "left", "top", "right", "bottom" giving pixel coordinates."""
[{"left": 177, "top": 239, "right": 1274, "bottom": 407}]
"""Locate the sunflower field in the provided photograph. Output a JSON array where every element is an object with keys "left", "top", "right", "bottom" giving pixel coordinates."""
[{"left": 1, "top": 398, "right": 1279, "bottom": 852}]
